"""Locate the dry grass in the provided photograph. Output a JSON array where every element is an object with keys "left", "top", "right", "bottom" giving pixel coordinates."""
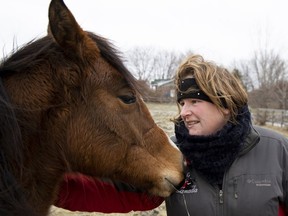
[{"left": 49, "top": 102, "right": 288, "bottom": 216}]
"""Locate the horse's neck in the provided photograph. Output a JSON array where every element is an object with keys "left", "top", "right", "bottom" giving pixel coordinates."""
[
  {"left": 21, "top": 137, "right": 67, "bottom": 214},
  {"left": 23, "top": 157, "right": 65, "bottom": 214}
]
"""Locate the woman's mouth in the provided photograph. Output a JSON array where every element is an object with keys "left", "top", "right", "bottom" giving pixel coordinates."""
[{"left": 185, "top": 120, "right": 199, "bottom": 128}]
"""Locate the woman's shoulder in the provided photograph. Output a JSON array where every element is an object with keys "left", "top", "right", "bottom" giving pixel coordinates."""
[
  {"left": 254, "top": 125, "right": 287, "bottom": 139},
  {"left": 253, "top": 125, "right": 288, "bottom": 147}
]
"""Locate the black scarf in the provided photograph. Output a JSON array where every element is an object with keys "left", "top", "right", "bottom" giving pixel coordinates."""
[{"left": 176, "top": 105, "right": 251, "bottom": 185}]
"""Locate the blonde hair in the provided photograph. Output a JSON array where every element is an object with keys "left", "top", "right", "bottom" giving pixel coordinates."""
[{"left": 174, "top": 55, "right": 248, "bottom": 123}]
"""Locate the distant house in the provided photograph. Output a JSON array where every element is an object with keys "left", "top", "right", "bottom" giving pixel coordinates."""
[{"left": 150, "top": 79, "right": 175, "bottom": 102}]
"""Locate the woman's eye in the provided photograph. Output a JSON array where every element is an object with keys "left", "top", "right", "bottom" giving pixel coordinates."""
[
  {"left": 118, "top": 95, "right": 136, "bottom": 104},
  {"left": 179, "top": 99, "right": 199, "bottom": 106},
  {"left": 191, "top": 99, "right": 198, "bottom": 104}
]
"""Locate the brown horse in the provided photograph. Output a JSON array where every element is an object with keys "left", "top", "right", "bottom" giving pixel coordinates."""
[{"left": 0, "top": 0, "right": 183, "bottom": 215}]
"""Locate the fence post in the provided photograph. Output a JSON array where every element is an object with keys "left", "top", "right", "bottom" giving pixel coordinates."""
[{"left": 281, "top": 110, "right": 285, "bottom": 127}]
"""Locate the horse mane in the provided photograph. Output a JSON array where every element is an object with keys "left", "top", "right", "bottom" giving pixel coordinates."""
[
  {"left": 0, "top": 79, "right": 37, "bottom": 215},
  {"left": 87, "top": 32, "right": 140, "bottom": 91},
  {"left": 0, "top": 32, "right": 139, "bottom": 92}
]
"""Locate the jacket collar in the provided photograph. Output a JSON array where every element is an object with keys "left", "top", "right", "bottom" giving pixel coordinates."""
[{"left": 239, "top": 125, "right": 260, "bottom": 156}]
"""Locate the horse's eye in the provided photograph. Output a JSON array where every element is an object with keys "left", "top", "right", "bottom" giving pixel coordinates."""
[{"left": 118, "top": 95, "right": 136, "bottom": 104}]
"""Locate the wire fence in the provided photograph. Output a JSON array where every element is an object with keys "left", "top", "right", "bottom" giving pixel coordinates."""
[{"left": 252, "top": 108, "right": 288, "bottom": 128}]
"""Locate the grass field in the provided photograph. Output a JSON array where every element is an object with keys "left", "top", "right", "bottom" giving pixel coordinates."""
[{"left": 49, "top": 102, "right": 288, "bottom": 216}]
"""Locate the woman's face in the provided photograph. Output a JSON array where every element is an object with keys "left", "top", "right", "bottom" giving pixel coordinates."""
[{"left": 179, "top": 98, "right": 230, "bottom": 136}]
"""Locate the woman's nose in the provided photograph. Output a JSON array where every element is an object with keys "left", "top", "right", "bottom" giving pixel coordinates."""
[{"left": 180, "top": 103, "right": 192, "bottom": 118}]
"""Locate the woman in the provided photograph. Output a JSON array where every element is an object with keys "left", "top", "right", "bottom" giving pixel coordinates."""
[
  {"left": 166, "top": 55, "right": 288, "bottom": 216},
  {"left": 56, "top": 55, "right": 288, "bottom": 216}
]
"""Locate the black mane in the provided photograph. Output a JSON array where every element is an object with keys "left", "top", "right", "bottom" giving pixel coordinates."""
[
  {"left": 0, "top": 32, "right": 139, "bottom": 91},
  {"left": 0, "top": 79, "right": 37, "bottom": 215}
]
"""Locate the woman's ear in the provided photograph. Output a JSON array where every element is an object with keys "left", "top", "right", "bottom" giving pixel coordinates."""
[{"left": 223, "top": 109, "right": 230, "bottom": 115}]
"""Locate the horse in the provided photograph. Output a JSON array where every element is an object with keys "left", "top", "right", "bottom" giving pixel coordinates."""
[{"left": 0, "top": 0, "right": 184, "bottom": 215}]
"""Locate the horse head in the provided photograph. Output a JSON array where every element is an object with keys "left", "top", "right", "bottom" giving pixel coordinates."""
[{"left": 0, "top": 0, "right": 184, "bottom": 214}]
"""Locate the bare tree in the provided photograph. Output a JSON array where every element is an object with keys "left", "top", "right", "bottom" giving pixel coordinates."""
[
  {"left": 125, "top": 47, "right": 194, "bottom": 82},
  {"left": 231, "top": 65, "right": 255, "bottom": 92},
  {"left": 273, "top": 73, "right": 288, "bottom": 110},
  {"left": 252, "top": 49, "right": 285, "bottom": 88},
  {"left": 235, "top": 49, "right": 287, "bottom": 109},
  {"left": 154, "top": 50, "right": 194, "bottom": 79},
  {"left": 153, "top": 50, "right": 178, "bottom": 80},
  {"left": 253, "top": 49, "right": 287, "bottom": 108},
  {"left": 268, "top": 60, "right": 288, "bottom": 109},
  {"left": 125, "top": 47, "right": 157, "bottom": 81}
]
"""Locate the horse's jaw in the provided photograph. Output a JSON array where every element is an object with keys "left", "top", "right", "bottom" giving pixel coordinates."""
[{"left": 98, "top": 128, "right": 184, "bottom": 198}]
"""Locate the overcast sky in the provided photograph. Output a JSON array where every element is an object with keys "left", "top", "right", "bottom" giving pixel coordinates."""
[{"left": 1, "top": 0, "right": 287, "bottom": 66}]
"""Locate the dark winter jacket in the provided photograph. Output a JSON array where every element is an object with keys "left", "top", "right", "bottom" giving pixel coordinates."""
[{"left": 166, "top": 126, "right": 288, "bottom": 216}]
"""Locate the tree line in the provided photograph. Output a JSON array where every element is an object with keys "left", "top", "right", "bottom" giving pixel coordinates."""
[{"left": 124, "top": 46, "right": 288, "bottom": 110}]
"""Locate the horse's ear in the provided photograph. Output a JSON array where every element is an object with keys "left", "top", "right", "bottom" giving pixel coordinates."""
[
  {"left": 47, "top": 24, "right": 52, "bottom": 36},
  {"left": 48, "top": 0, "right": 100, "bottom": 58}
]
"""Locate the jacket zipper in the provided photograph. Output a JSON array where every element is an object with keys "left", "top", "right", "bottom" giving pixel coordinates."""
[
  {"left": 219, "top": 172, "right": 226, "bottom": 205},
  {"left": 233, "top": 178, "right": 238, "bottom": 199},
  {"left": 219, "top": 189, "right": 224, "bottom": 204},
  {"left": 217, "top": 186, "right": 224, "bottom": 216},
  {"left": 218, "top": 172, "right": 226, "bottom": 216}
]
